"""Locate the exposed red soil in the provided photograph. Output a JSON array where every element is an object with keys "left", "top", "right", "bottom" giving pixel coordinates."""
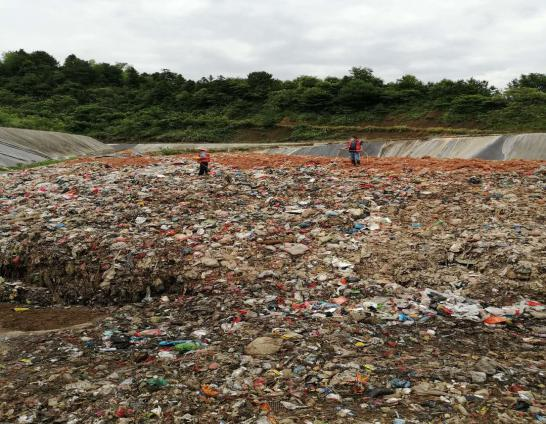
[
  {"left": 212, "top": 153, "right": 545, "bottom": 174},
  {"left": 63, "top": 152, "right": 544, "bottom": 175}
]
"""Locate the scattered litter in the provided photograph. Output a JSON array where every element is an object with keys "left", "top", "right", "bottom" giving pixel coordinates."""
[{"left": 0, "top": 154, "right": 544, "bottom": 422}]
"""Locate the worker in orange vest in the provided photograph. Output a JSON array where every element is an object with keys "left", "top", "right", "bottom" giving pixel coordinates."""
[
  {"left": 197, "top": 148, "right": 210, "bottom": 176},
  {"left": 346, "top": 136, "right": 362, "bottom": 166}
]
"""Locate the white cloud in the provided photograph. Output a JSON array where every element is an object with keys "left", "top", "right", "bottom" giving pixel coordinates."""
[{"left": 0, "top": 0, "right": 544, "bottom": 87}]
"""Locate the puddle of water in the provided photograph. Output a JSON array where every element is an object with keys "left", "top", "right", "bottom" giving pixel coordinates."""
[{"left": 0, "top": 304, "right": 103, "bottom": 334}]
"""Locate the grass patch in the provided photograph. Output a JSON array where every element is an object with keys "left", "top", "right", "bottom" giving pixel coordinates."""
[
  {"left": 150, "top": 142, "right": 316, "bottom": 156},
  {"left": 0, "top": 158, "right": 67, "bottom": 172},
  {"left": 107, "top": 123, "right": 490, "bottom": 144},
  {"left": 283, "top": 124, "right": 488, "bottom": 142},
  {"left": 150, "top": 146, "right": 260, "bottom": 157}
]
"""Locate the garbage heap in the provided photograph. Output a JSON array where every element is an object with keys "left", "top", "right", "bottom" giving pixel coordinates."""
[
  {"left": 1, "top": 156, "right": 544, "bottom": 306},
  {"left": 0, "top": 155, "right": 545, "bottom": 423}
]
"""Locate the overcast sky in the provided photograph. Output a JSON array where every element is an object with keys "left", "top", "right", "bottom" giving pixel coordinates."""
[{"left": 1, "top": 0, "right": 545, "bottom": 87}]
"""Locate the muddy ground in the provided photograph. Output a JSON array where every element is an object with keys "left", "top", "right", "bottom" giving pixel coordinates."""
[{"left": 0, "top": 304, "right": 103, "bottom": 334}]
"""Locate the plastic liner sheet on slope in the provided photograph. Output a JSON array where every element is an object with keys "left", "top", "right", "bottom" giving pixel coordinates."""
[
  {"left": 0, "top": 141, "right": 48, "bottom": 167},
  {"left": 0, "top": 127, "right": 113, "bottom": 167},
  {"left": 379, "top": 136, "right": 502, "bottom": 159},
  {"left": 502, "top": 133, "right": 546, "bottom": 160},
  {"left": 268, "top": 142, "right": 384, "bottom": 159},
  {"left": 380, "top": 134, "right": 546, "bottom": 160},
  {"left": 269, "top": 133, "right": 546, "bottom": 160}
]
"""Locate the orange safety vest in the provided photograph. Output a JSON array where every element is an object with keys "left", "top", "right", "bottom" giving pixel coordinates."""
[
  {"left": 198, "top": 151, "right": 210, "bottom": 163},
  {"left": 347, "top": 138, "right": 362, "bottom": 152}
]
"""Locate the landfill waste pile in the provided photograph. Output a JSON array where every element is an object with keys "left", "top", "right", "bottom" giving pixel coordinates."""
[{"left": 0, "top": 153, "right": 545, "bottom": 423}]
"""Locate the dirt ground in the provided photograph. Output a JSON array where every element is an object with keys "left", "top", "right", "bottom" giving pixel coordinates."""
[
  {"left": 0, "top": 304, "right": 103, "bottom": 332},
  {"left": 67, "top": 152, "right": 544, "bottom": 174}
]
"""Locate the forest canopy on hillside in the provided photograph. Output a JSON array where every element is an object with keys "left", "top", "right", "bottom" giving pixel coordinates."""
[{"left": 1, "top": 49, "right": 545, "bottom": 141}]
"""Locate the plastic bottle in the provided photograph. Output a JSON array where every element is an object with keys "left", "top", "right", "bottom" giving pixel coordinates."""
[
  {"left": 147, "top": 377, "right": 168, "bottom": 388},
  {"left": 174, "top": 341, "right": 203, "bottom": 352}
]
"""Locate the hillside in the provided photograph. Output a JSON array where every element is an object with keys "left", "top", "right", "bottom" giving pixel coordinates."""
[{"left": 1, "top": 49, "right": 546, "bottom": 142}]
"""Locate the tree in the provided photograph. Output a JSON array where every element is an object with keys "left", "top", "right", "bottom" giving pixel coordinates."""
[
  {"left": 509, "top": 73, "right": 546, "bottom": 92},
  {"left": 123, "top": 66, "right": 140, "bottom": 87},
  {"left": 380, "top": 75, "right": 427, "bottom": 104},
  {"left": 0, "top": 50, "right": 59, "bottom": 96},
  {"left": 430, "top": 78, "right": 493, "bottom": 100},
  {"left": 349, "top": 67, "right": 383, "bottom": 86},
  {"left": 448, "top": 94, "right": 501, "bottom": 115},
  {"left": 294, "top": 76, "right": 321, "bottom": 88},
  {"left": 504, "top": 87, "right": 546, "bottom": 104},
  {"left": 0, "top": 48, "right": 545, "bottom": 140},
  {"left": 395, "top": 75, "right": 424, "bottom": 91},
  {"left": 93, "top": 63, "right": 123, "bottom": 86},
  {"left": 63, "top": 54, "right": 96, "bottom": 85},
  {"left": 298, "top": 87, "right": 334, "bottom": 112},
  {"left": 1, "top": 50, "right": 32, "bottom": 76},
  {"left": 247, "top": 71, "right": 273, "bottom": 88},
  {"left": 267, "top": 89, "right": 298, "bottom": 111},
  {"left": 337, "top": 79, "right": 382, "bottom": 109},
  {"left": 247, "top": 71, "right": 277, "bottom": 99},
  {"left": 29, "top": 51, "right": 58, "bottom": 71}
]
